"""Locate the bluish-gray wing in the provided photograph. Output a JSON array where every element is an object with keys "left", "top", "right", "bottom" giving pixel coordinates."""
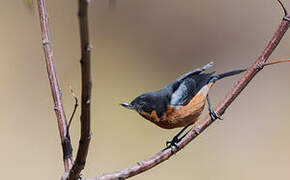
[
  {"left": 170, "top": 73, "right": 213, "bottom": 106},
  {"left": 170, "top": 78, "right": 197, "bottom": 106}
]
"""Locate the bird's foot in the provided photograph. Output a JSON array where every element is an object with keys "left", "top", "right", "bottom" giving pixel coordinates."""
[
  {"left": 209, "top": 107, "right": 223, "bottom": 120},
  {"left": 256, "top": 62, "right": 264, "bottom": 70},
  {"left": 163, "top": 136, "right": 180, "bottom": 153},
  {"left": 162, "top": 125, "right": 191, "bottom": 153}
]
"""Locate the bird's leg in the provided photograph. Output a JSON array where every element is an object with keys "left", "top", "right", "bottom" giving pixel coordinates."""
[
  {"left": 163, "top": 123, "right": 192, "bottom": 153},
  {"left": 207, "top": 94, "right": 223, "bottom": 120}
]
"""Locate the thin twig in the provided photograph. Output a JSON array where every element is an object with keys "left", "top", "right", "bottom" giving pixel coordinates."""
[
  {"left": 67, "top": 83, "right": 79, "bottom": 136},
  {"left": 89, "top": 2, "right": 290, "bottom": 180},
  {"left": 263, "top": 58, "right": 290, "bottom": 67},
  {"left": 68, "top": 0, "right": 92, "bottom": 179},
  {"left": 278, "top": 0, "right": 288, "bottom": 16},
  {"left": 37, "top": 0, "right": 73, "bottom": 172}
]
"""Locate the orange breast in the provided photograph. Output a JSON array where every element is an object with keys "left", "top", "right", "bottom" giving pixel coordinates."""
[{"left": 139, "top": 83, "right": 213, "bottom": 129}]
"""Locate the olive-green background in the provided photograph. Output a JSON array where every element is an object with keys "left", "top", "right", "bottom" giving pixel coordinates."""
[{"left": 1, "top": 0, "right": 290, "bottom": 179}]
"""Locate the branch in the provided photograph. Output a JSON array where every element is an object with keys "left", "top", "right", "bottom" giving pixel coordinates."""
[
  {"left": 68, "top": 0, "right": 92, "bottom": 179},
  {"left": 90, "top": 3, "right": 290, "bottom": 180},
  {"left": 263, "top": 58, "right": 290, "bottom": 67},
  {"left": 37, "top": 0, "right": 73, "bottom": 172},
  {"left": 67, "top": 83, "right": 79, "bottom": 132}
]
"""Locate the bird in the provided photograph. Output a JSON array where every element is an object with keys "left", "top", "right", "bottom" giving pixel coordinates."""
[{"left": 120, "top": 62, "right": 246, "bottom": 149}]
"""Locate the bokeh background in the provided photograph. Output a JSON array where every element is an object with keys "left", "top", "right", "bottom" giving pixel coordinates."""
[{"left": 1, "top": 0, "right": 290, "bottom": 179}]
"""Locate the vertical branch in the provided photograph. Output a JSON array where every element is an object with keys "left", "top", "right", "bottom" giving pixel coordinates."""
[
  {"left": 37, "top": 0, "right": 73, "bottom": 172},
  {"left": 68, "top": 0, "right": 92, "bottom": 179}
]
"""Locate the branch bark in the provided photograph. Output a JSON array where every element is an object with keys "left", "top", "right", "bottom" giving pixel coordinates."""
[
  {"left": 90, "top": 5, "right": 290, "bottom": 180},
  {"left": 37, "top": 0, "right": 73, "bottom": 172},
  {"left": 68, "top": 0, "right": 92, "bottom": 179}
]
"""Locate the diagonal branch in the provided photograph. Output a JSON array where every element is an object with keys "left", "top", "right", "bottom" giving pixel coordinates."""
[
  {"left": 37, "top": 0, "right": 73, "bottom": 173},
  {"left": 68, "top": 0, "right": 92, "bottom": 179},
  {"left": 90, "top": 3, "right": 290, "bottom": 180}
]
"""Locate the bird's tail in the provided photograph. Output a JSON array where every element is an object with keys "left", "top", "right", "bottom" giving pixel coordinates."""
[{"left": 209, "top": 69, "right": 246, "bottom": 83}]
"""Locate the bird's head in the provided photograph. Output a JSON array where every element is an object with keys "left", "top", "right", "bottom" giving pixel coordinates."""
[{"left": 120, "top": 93, "right": 154, "bottom": 113}]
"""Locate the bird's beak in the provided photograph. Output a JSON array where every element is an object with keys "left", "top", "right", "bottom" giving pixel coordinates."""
[{"left": 120, "top": 103, "right": 135, "bottom": 110}]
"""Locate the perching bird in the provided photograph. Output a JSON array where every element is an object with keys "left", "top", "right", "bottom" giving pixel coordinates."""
[{"left": 120, "top": 62, "right": 245, "bottom": 148}]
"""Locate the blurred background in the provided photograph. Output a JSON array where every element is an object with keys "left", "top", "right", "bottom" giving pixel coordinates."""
[{"left": 1, "top": 0, "right": 290, "bottom": 179}]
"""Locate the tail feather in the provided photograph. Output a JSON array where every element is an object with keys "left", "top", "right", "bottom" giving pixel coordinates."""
[{"left": 210, "top": 69, "right": 246, "bottom": 82}]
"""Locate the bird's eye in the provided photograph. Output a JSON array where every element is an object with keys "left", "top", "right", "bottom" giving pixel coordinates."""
[
  {"left": 142, "top": 105, "right": 153, "bottom": 113},
  {"left": 140, "top": 102, "right": 146, "bottom": 105}
]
